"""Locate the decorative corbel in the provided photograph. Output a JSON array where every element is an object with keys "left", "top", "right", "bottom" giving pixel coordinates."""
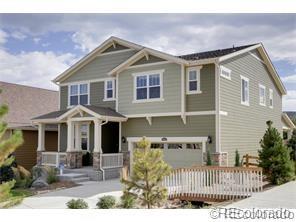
[
  {"left": 181, "top": 114, "right": 186, "bottom": 125},
  {"left": 146, "top": 116, "right": 152, "bottom": 126}
]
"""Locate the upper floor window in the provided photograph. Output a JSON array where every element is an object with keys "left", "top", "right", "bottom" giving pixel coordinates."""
[
  {"left": 241, "top": 76, "right": 249, "bottom": 106},
  {"left": 220, "top": 66, "right": 231, "bottom": 80},
  {"left": 259, "top": 84, "right": 266, "bottom": 106},
  {"left": 269, "top": 89, "right": 273, "bottom": 108},
  {"left": 104, "top": 79, "right": 115, "bottom": 101},
  {"left": 133, "top": 70, "right": 164, "bottom": 102},
  {"left": 69, "top": 83, "right": 89, "bottom": 106},
  {"left": 187, "top": 67, "right": 201, "bottom": 94}
]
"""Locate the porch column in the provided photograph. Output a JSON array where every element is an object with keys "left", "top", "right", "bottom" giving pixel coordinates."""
[
  {"left": 93, "top": 119, "right": 102, "bottom": 171},
  {"left": 66, "top": 120, "right": 82, "bottom": 168},
  {"left": 37, "top": 123, "right": 45, "bottom": 165},
  {"left": 67, "top": 120, "right": 75, "bottom": 151},
  {"left": 74, "top": 122, "right": 81, "bottom": 151}
]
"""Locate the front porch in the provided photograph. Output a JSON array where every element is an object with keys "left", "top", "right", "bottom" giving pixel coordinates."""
[{"left": 32, "top": 105, "right": 129, "bottom": 180}]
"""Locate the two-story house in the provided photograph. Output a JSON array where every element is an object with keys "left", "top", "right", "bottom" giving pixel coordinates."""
[{"left": 32, "top": 36, "right": 286, "bottom": 180}]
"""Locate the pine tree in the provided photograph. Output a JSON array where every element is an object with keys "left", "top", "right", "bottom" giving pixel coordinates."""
[
  {"left": 121, "top": 137, "right": 171, "bottom": 209},
  {"left": 0, "top": 89, "right": 23, "bottom": 202},
  {"left": 235, "top": 149, "right": 241, "bottom": 167},
  {"left": 258, "top": 121, "right": 294, "bottom": 185},
  {"left": 287, "top": 129, "right": 296, "bottom": 161}
]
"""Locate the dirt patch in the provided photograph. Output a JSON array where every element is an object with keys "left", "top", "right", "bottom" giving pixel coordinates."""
[{"left": 32, "top": 181, "right": 79, "bottom": 195}]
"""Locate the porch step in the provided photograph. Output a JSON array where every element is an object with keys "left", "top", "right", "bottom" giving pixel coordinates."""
[{"left": 58, "top": 173, "right": 90, "bottom": 183}]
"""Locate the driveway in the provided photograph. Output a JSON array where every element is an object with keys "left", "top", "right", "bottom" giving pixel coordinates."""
[
  {"left": 226, "top": 180, "right": 296, "bottom": 208},
  {"left": 13, "top": 179, "right": 123, "bottom": 209}
]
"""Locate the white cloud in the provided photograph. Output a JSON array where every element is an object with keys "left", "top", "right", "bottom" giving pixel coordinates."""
[
  {"left": 33, "top": 37, "right": 41, "bottom": 44},
  {"left": 283, "top": 90, "right": 296, "bottom": 111},
  {"left": 0, "top": 49, "right": 78, "bottom": 90},
  {"left": 282, "top": 74, "right": 296, "bottom": 83},
  {"left": 10, "top": 31, "right": 26, "bottom": 40},
  {"left": 0, "top": 29, "right": 8, "bottom": 45}
]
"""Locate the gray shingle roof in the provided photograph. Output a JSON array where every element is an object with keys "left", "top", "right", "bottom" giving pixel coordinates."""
[
  {"left": 178, "top": 44, "right": 257, "bottom": 61},
  {"left": 32, "top": 105, "right": 126, "bottom": 120},
  {"left": 0, "top": 81, "right": 58, "bottom": 128}
]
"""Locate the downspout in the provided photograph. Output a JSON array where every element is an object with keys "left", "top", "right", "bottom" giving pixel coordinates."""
[
  {"left": 181, "top": 64, "right": 186, "bottom": 124},
  {"left": 99, "top": 119, "right": 109, "bottom": 181}
]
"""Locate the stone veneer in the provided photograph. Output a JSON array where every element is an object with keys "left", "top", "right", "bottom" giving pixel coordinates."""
[
  {"left": 66, "top": 152, "right": 83, "bottom": 169},
  {"left": 93, "top": 152, "right": 101, "bottom": 171},
  {"left": 36, "top": 151, "right": 42, "bottom": 166},
  {"left": 122, "top": 151, "right": 130, "bottom": 170}
]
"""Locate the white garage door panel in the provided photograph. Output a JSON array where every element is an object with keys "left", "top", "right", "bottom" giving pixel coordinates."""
[{"left": 163, "top": 149, "right": 202, "bottom": 168}]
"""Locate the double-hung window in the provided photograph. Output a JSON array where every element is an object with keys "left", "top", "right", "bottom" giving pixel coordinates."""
[
  {"left": 220, "top": 66, "right": 231, "bottom": 80},
  {"left": 269, "top": 89, "right": 273, "bottom": 108},
  {"left": 241, "top": 76, "right": 249, "bottom": 106},
  {"left": 134, "top": 70, "right": 163, "bottom": 102},
  {"left": 104, "top": 79, "right": 115, "bottom": 101},
  {"left": 69, "top": 83, "right": 89, "bottom": 106},
  {"left": 187, "top": 67, "right": 201, "bottom": 94},
  {"left": 259, "top": 84, "right": 266, "bottom": 106}
]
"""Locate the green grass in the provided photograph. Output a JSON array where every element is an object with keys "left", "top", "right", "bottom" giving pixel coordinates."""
[
  {"left": 10, "top": 189, "right": 34, "bottom": 198},
  {"left": 0, "top": 189, "right": 35, "bottom": 209}
]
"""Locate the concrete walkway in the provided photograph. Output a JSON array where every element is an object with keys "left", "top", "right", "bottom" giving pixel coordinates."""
[
  {"left": 227, "top": 181, "right": 296, "bottom": 208},
  {"left": 13, "top": 179, "right": 123, "bottom": 209}
]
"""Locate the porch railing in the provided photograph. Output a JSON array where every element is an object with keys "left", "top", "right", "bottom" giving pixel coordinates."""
[
  {"left": 41, "top": 152, "right": 67, "bottom": 167},
  {"left": 101, "top": 153, "right": 123, "bottom": 169},
  {"left": 163, "top": 166, "right": 263, "bottom": 201}
]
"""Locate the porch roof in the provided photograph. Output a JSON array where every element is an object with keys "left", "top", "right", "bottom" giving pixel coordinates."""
[{"left": 32, "top": 105, "right": 127, "bottom": 123}]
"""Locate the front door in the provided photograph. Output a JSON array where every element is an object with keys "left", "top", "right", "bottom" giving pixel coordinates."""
[{"left": 74, "top": 123, "right": 92, "bottom": 166}]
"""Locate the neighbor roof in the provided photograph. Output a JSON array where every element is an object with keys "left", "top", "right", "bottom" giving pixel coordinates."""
[
  {"left": 178, "top": 44, "right": 257, "bottom": 61},
  {"left": 285, "top": 111, "right": 296, "bottom": 121},
  {"left": 282, "top": 113, "right": 296, "bottom": 129},
  {"left": 0, "top": 81, "right": 58, "bottom": 128}
]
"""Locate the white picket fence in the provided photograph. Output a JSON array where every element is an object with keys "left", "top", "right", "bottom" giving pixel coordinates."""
[
  {"left": 163, "top": 166, "right": 263, "bottom": 201},
  {"left": 101, "top": 153, "right": 123, "bottom": 169},
  {"left": 41, "top": 152, "right": 67, "bottom": 167}
]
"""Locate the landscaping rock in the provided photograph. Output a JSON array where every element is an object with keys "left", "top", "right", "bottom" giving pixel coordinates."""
[{"left": 31, "top": 179, "right": 49, "bottom": 189}]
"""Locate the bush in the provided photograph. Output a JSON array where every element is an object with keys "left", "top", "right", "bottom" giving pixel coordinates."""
[
  {"left": 96, "top": 195, "right": 116, "bottom": 209},
  {"left": 0, "top": 165, "right": 14, "bottom": 183},
  {"left": 206, "top": 150, "right": 212, "bottom": 166},
  {"left": 66, "top": 199, "right": 88, "bottom": 209},
  {"left": 234, "top": 150, "right": 241, "bottom": 167},
  {"left": 14, "top": 177, "right": 33, "bottom": 189},
  {"left": 46, "top": 167, "right": 59, "bottom": 184},
  {"left": 120, "top": 191, "right": 136, "bottom": 209}
]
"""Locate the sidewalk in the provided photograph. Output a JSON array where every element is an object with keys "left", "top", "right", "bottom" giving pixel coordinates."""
[{"left": 227, "top": 181, "right": 296, "bottom": 208}]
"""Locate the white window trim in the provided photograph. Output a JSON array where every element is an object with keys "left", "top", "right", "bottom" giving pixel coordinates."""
[
  {"left": 103, "top": 78, "right": 116, "bottom": 101},
  {"left": 68, "top": 82, "right": 90, "bottom": 108},
  {"left": 186, "top": 66, "right": 202, "bottom": 95},
  {"left": 132, "top": 69, "right": 164, "bottom": 103},
  {"left": 220, "top": 66, "right": 231, "bottom": 80},
  {"left": 269, "top": 89, "right": 274, "bottom": 109},
  {"left": 240, "top": 75, "right": 250, "bottom": 106},
  {"left": 80, "top": 122, "right": 90, "bottom": 152},
  {"left": 259, "top": 84, "right": 266, "bottom": 106}
]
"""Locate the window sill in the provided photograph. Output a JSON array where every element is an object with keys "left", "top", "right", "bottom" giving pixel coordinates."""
[
  {"left": 269, "top": 106, "right": 274, "bottom": 109},
  {"left": 67, "top": 103, "right": 90, "bottom": 109},
  {"left": 132, "top": 98, "right": 164, "bottom": 104},
  {"left": 221, "top": 75, "right": 231, "bottom": 80},
  {"left": 241, "top": 101, "right": 250, "bottom": 106},
  {"left": 103, "top": 98, "right": 116, "bottom": 102},
  {"left": 186, "top": 90, "right": 202, "bottom": 95},
  {"left": 259, "top": 103, "right": 266, "bottom": 107}
]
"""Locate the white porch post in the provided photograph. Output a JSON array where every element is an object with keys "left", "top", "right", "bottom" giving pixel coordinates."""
[
  {"left": 94, "top": 119, "right": 102, "bottom": 153},
  {"left": 202, "top": 141, "right": 206, "bottom": 166},
  {"left": 119, "top": 122, "right": 122, "bottom": 152},
  {"left": 67, "top": 120, "right": 75, "bottom": 151},
  {"left": 74, "top": 122, "right": 81, "bottom": 151},
  {"left": 37, "top": 123, "right": 45, "bottom": 151}
]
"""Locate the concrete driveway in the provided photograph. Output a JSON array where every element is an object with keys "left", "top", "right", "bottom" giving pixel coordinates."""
[
  {"left": 13, "top": 179, "right": 123, "bottom": 209},
  {"left": 227, "top": 181, "right": 296, "bottom": 208}
]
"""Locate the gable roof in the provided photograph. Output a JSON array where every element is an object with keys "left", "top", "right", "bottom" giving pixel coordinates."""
[
  {"left": 0, "top": 81, "right": 58, "bottom": 128},
  {"left": 282, "top": 113, "right": 296, "bottom": 129}
]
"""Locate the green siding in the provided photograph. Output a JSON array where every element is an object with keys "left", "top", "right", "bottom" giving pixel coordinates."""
[
  {"left": 59, "top": 123, "right": 67, "bottom": 152},
  {"left": 61, "top": 49, "right": 138, "bottom": 83},
  {"left": 121, "top": 115, "right": 216, "bottom": 153},
  {"left": 118, "top": 63, "right": 182, "bottom": 115},
  {"left": 220, "top": 50, "right": 282, "bottom": 165},
  {"left": 131, "top": 55, "right": 165, "bottom": 66},
  {"left": 60, "top": 86, "right": 68, "bottom": 110},
  {"left": 102, "top": 44, "right": 129, "bottom": 53},
  {"left": 90, "top": 82, "right": 115, "bottom": 109},
  {"left": 186, "top": 64, "right": 216, "bottom": 112}
]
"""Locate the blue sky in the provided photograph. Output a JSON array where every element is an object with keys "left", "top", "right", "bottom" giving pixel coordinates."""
[{"left": 0, "top": 14, "right": 295, "bottom": 110}]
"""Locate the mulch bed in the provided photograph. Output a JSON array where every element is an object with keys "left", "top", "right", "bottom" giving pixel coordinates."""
[{"left": 31, "top": 181, "right": 79, "bottom": 195}]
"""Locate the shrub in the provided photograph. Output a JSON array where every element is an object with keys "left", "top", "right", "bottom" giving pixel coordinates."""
[
  {"left": 97, "top": 195, "right": 116, "bottom": 209},
  {"left": 206, "top": 150, "right": 212, "bottom": 166},
  {"left": 66, "top": 199, "right": 88, "bottom": 209},
  {"left": 46, "top": 167, "right": 59, "bottom": 184},
  {"left": 0, "top": 165, "right": 14, "bottom": 183},
  {"left": 259, "top": 121, "right": 295, "bottom": 184},
  {"left": 120, "top": 191, "right": 136, "bottom": 209},
  {"left": 234, "top": 150, "right": 241, "bottom": 167},
  {"left": 287, "top": 129, "right": 296, "bottom": 161}
]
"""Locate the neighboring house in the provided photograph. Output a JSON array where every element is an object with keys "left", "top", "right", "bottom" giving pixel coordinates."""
[
  {"left": 32, "top": 36, "right": 286, "bottom": 177},
  {"left": 282, "top": 112, "right": 296, "bottom": 141},
  {"left": 0, "top": 81, "right": 58, "bottom": 169}
]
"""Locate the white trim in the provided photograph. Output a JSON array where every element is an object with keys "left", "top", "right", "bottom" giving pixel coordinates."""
[
  {"left": 96, "top": 48, "right": 134, "bottom": 57},
  {"left": 240, "top": 75, "right": 250, "bottom": 106},
  {"left": 215, "top": 63, "right": 221, "bottom": 153},
  {"left": 181, "top": 64, "right": 186, "bottom": 124},
  {"left": 125, "top": 110, "right": 216, "bottom": 118},
  {"left": 115, "top": 74, "right": 119, "bottom": 111},
  {"left": 219, "top": 44, "right": 261, "bottom": 62},
  {"left": 185, "top": 111, "right": 216, "bottom": 116},
  {"left": 119, "top": 122, "right": 122, "bottom": 152},
  {"left": 80, "top": 122, "right": 90, "bottom": 152},
  {"left": 126, "top": 61, "right": 172, "bottom": 70},
  {"left": 146, "top": 116, "right": 152, "bottom": 125},
  {"left": 186, "top": 66, "right": 202, "bottom": 95},
  {"left": 104, "top": 78, "right": 116, "bottom": 101},
  {"left": 269, "top": 88, "right": 274, "bottom": 108},
  {"left": 259, "top": 84, "right": 266, "bottom": 106},
  {"left": 68, "top": 82, "right": 90, "bottom": 108},
  {"left": 220, "top": 66, "right": 231, "bottom": 80},
  {"left": 282, "top": 113, "right": 296, "bottom": 129},
  {"left": 132, "top": 69, "right": 164, "bottom": 103},
  {"left": 248, "top": 52, "right": 265, "bottom": 64},
  {"left": 220, "top": 111, "right": 228, "bottom": 116},
  {"left": 59, "top": 77, "right": 115, "bottom": 86},
  {"left": 127, "top": 136, "right": 208, "bottom": 143}
]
